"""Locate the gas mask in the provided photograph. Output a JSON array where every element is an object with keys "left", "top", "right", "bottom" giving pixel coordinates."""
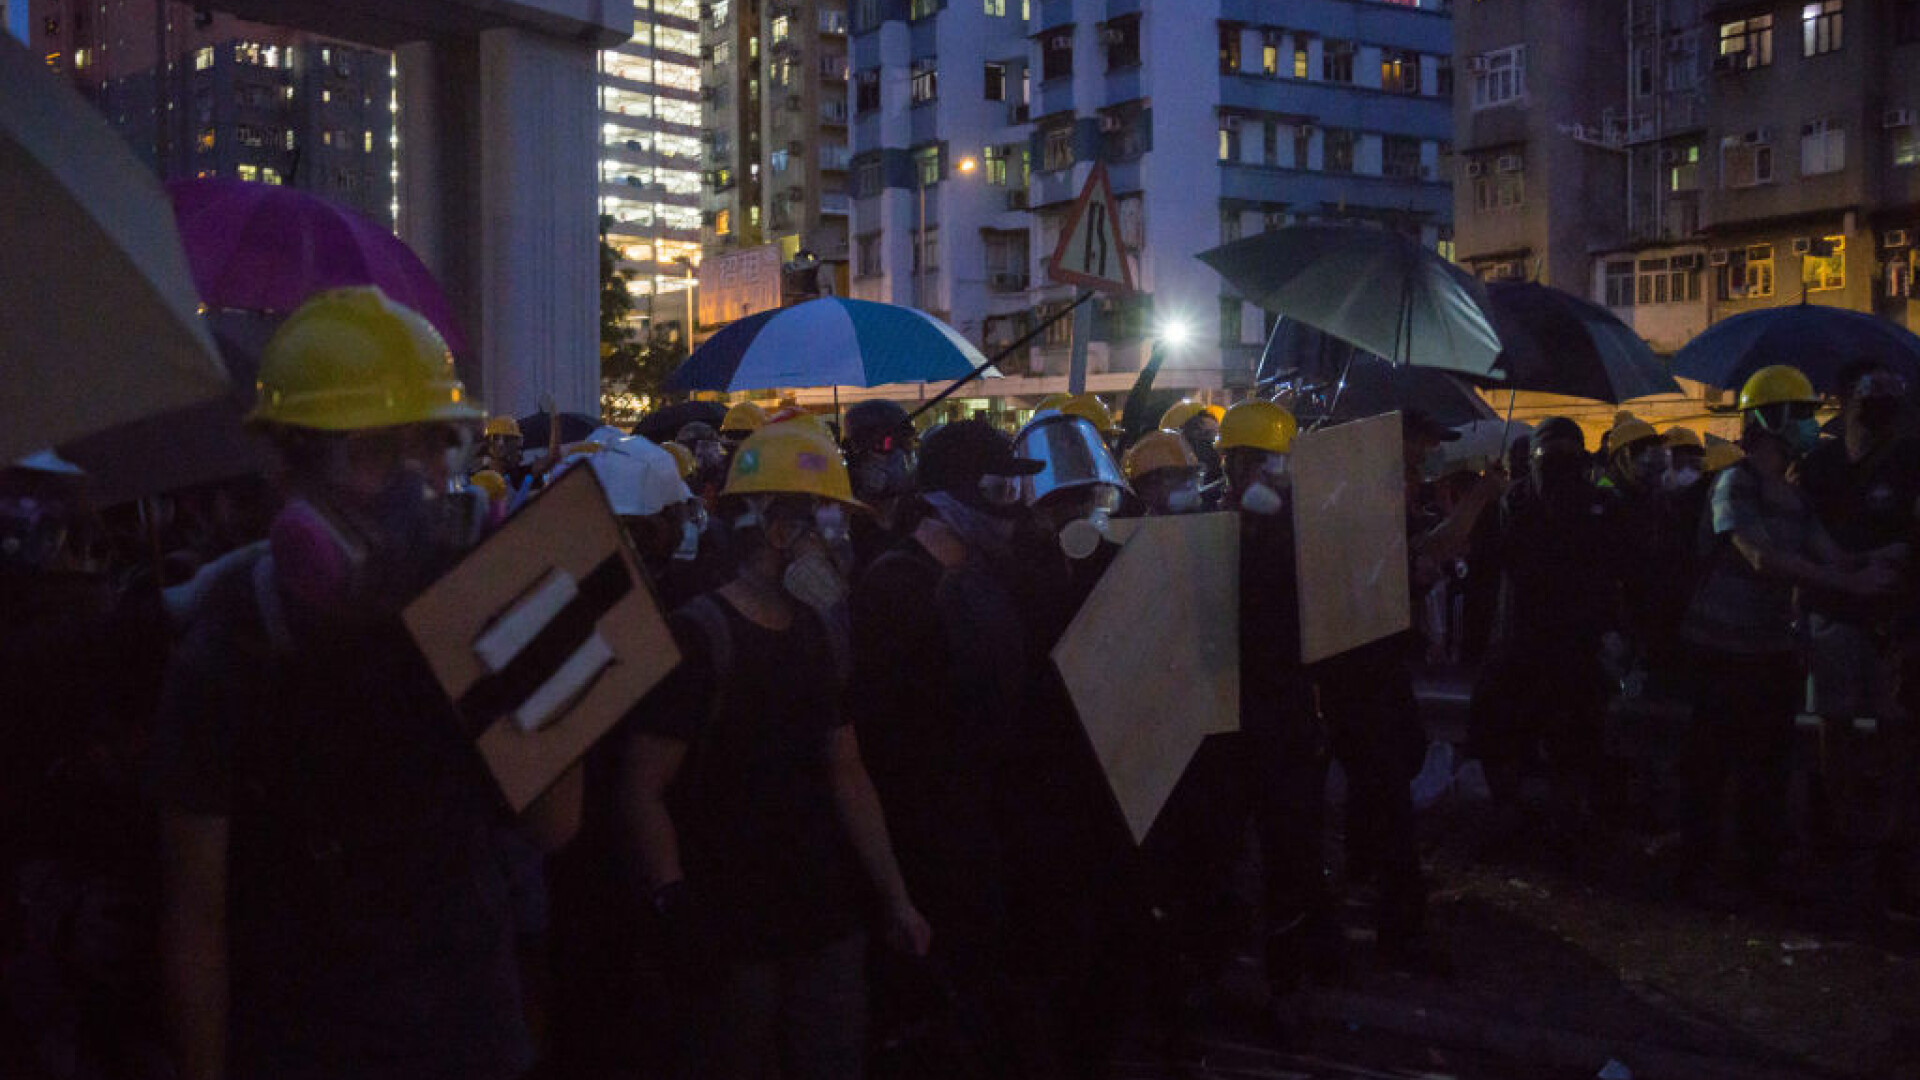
[
  {"left": 851, "top": 449, "right": 915, "bottom": 502},
  {"left": 673, "top": 502, "right": 707, "bottom": 562},
  {"left": 974, "top": 473, "right": 1028, "bottom": 519},
  {"left": 1628, "top": 444, "right": 1671, "bottom": 490},
  {"left": 1237, "top": 455, "right": 1291, "bottom": 517},
  {"left": 1661, "top": 465, "right": 1703, "bottom": 492},
  {"left": 271, "top": 465, "right": 474, "bottom": 618},
  {"left": 781, "top": 509, "right": 852, "bottom": 611},
  {"left": 1164, "top": 481, "right": 1204, "bottom": 515}
]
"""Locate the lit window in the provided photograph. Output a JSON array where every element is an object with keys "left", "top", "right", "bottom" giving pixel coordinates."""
[
  {"left": 364, "top": 130, "right": 374, "bottom": 153},
  {"left": 237, "top": 164, "right": 259, "bottom": 181},
  {"left": 194, "top": 46, "right": 213, "bottom": 70},
  {"left": 1803, "top": 236, "right": 1845, "bottom": 291},
  {"left": 910, "top": 58, "right": 937, "bottom": 103},
  {"left": 1800, "top": 119, "right": 1845, "bottom": 175},
  {"left": 1717, "top": 15, "right": 1774, "bottom": 70},
  {"left": 1803, "top": 1, "right": 1842, "bottom": 57},
  {"left": 714, "top": 208, "right": 731, "bottom": 235},
  {"left": 985, "top": 0, "right": 1005, "bottom": 13}
]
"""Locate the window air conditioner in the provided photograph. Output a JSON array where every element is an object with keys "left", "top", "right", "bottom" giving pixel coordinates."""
[
  {"left": 1466, "top": 56, "right": 1488, "bottom": 75},
  {"left": 1464, "top": 160, "right": 1485, "bottom": 177},
  {"left": 1708, "top": 249, "right": 1730, "bottom": 266},
  {"left": 1670, "top": 253, "right": 1702, "bottom": 270},
  {"left": 1098, "top": 114, "right": 1123, "bottom": 132},
  {"left": 1887, "top": 229, "right": 1913, "bottom": 248},
  {"left": 1886, "top": 108, "right": 1917, "bottom": 129},
  {"left": 1791, "top": 237, "right": 1813, "bottom": 255},
  {"left": 1223, "top": 115, "right": 1243, "bottom": 131},
  {"left": 1497, "top": 153, "right": 1524, "bottom": 172},
  {"left": 1100, "top": 28, "right": 1125, "bottom": 45},
  {"left": 1048, "top": 35, "right": 1072, "bottom": 50},
  {"left": 1263, "top": 30, "right": 1286, "bottom": 47}
]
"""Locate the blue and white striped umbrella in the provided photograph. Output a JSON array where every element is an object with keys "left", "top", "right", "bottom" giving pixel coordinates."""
[{"left": 664, "top": 297, "right": 995, "bottom": 392}]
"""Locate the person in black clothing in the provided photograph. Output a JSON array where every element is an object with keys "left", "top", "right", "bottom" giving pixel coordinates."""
[
  {"left": 841, "top": 399, "right": 920, "bottom": 576},
  {"left": 621, "top": 421, "right": 929, "bottom": 1080},
  {"left": 152, "top": 288, "right": 579, "bottom": 1080},
  {"left": 1797, "top": 362, "right": 1920, "bottom": 912},
  {"left": 1470, "top": 417, "right": 1627, "bottom": 843}
]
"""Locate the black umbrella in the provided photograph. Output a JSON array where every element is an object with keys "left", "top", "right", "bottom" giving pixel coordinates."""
[
  {"left": 516, "top": 410, "right": 600, "bottom": 447},
  {"left": 632, "top": 400, "right": 727, "bottom": 443},
  {"left": 1260, "top": 319, "right": 1495, "bottom": 428},
  {"left": 1484, "top": 282, "right": 1681, "bottom": 402}
]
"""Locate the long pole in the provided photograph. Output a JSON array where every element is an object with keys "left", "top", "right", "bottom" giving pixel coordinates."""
[
  {"left": 905, "top": 290, "right": 1097, "bottom": 423},
  {"left": 916, "top": 173, "right": 926, "bottom": 311}
]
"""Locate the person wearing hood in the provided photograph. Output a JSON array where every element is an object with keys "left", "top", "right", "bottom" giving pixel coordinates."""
[
  {"left": 1678, "top": 365, "right": 1903, "bottom": 906},
  {"left": 840, "top": 399, "right": 919, "bottom": 574},
  {"left": 618, "top": 422, "right": 929, "bottom": 1080}
]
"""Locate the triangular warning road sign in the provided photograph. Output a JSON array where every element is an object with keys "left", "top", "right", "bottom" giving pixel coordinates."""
[{"left": 1047, "top": 162, "right": 1136, "bottom": 295}]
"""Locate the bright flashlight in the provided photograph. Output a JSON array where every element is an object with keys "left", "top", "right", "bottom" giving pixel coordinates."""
[{"left": 1158, "top": 318, "right": 1192, "bottom": 348}]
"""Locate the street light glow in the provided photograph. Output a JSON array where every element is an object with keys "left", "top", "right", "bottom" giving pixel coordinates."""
[
  {"left": 958, "top": 156, "right": 978, "bottom": 174},
  {"left": 1158, "top": 318, "right": 1192, "bottom": 348}
]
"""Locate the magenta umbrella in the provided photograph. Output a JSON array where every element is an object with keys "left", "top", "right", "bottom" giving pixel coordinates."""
[{"left": 165, "top": 177, "right": 468, "bottom": 353}]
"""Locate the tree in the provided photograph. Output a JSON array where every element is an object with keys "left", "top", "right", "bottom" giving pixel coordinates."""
[{"left": 599, "top": 215, "right": 689, "bottom": 425}]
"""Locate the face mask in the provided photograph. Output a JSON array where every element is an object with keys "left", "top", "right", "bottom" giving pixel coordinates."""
[
  {"left": 1661, "top": 466, "right": 1702, "bottom": 492},
  {"left": 1057, "top": 507, "right": 1114, "bottom": 560},
  {"left": 272, "top": 468, "right": 462, "bottom": 617},
  {"left": 852, "top": 450, "right": 914, "bottom": 501},
  {"left": 974, "top": 473, "right": 1028, "bottom": 519},
  {"left": 1240, "top": 481, "right": 1286, "bottom": 517},
  {"left": 782, "top": 545, "right": 848, "bottom": 610},
  {"left": 1165, "top": 484, "right": 1203, "bottom": 515},
  {"left": 1784, "top": 417, "right": 1821, "bottom": 456}
]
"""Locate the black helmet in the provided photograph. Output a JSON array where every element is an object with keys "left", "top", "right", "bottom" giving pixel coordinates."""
[
  {"left": 917, "top": 420, "right": 1043, "bottom": 493},
  {"left": 842, "top": 399, "right": 911, "bottom": 453}
]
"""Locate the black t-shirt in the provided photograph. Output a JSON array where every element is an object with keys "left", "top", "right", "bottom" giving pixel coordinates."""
[
  {"left": 148, "top": 556, "right": 530, "bottom": 1080},
  {"left": 642, "top": 593, "right": 864, "bottom": 960},
  {"left": 1490, "top": 479, "right": 1625, "bottom": 653}
]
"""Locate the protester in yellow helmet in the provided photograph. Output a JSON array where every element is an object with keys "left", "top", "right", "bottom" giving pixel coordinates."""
[
  {"left": 1605, "top": 413, "right": 1667, "bottom": 492},
  {"left": 1059, "top": 392, "right": 1124, "bottom": 455},
  {"left": 1035, "top": 393, "right": 1073, "bottom": 414},
  {"left": 663, "top": 440, "right": 697, "bottom": 480},
  {"left": 1662, "top": 427, "right": 1707, "bottom": 490},
  {"left": 1123, "top": 429, "right": 1204, "bottom": 515},
  {"left": 618, "top": 420, "right": 929, "bottom": 1077},
  {"left": 1218, "top": 399, "right": 1296, "bottom": 518},
  {"left": 721, "top": 400, "right": 770, "bottom": 442},
  {"left": 157, "top": 285, "right": 577, "bottom": 1080}
]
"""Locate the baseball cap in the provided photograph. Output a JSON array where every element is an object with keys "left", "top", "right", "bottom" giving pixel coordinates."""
[{"left": 918, "top": 419, "right": 1044, "bottom": 492}]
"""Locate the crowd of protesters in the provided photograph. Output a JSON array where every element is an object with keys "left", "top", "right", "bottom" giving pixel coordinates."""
[{"left": 2, "top": 286, "right": 1917, "bottom": 1080}]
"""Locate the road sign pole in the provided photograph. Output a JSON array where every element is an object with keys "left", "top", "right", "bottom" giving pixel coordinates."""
[{"left": 1067, "top": 289, "right": 1093, "bottom": 394}]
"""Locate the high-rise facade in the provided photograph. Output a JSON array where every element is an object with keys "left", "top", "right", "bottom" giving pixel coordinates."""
[
  {"left": 32, "top": 2, "right": 395, "bottom": 227},
  {"left": 698, "top": 0, "right": 853, "bottom": 298},
  {"left": 599, "top": 0, "right": 706, "bottom": 342},
  {"left": 845, "top": 0, "right": 1454, "bottom": 397},
  {"left": 1456, "top": 0, "right": 1920, "bottom": 356}
]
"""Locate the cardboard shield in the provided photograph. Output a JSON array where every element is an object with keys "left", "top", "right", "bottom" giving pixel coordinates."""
[
  {"left": 1291, "top": 412, "right": 1409, "bottom": 664},
  {"left": 402, "top": 466, "right": 680, "bottom": 812},
  {"left": 1051, "top": 512, "right": 1239, "bottom": 844}
]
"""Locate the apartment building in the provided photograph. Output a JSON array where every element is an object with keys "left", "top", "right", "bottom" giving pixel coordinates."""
[
  {"left": 600, "top": 0, "right": 705, "bottom": 341},
  {"left": 696, "top": 0, "right": 853, "bottom": 305},
  {"left": 1457, "top": 0, "right": 1920, "bottom": 358},
  {"left": 845, "top": 0, "right": 1453, "bottom": 397},
  {"left": 31, "top": 1, "right": 394, "bottom": 226}
]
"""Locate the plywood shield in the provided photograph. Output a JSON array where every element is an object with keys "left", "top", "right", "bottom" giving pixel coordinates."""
[
  {"left": 403, "top": 466, "right": 680, "bottom": 812},
  {"left": 1051, "top": 512, "right": 1239, "bottom": 844},
  {"left": 1291, "top": 412, "right": 1409, "bottom": 664}
]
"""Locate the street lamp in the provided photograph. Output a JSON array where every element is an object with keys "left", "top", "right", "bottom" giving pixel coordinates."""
[{"left": 918, "top": 153, "right": 978, "bottom": 313}]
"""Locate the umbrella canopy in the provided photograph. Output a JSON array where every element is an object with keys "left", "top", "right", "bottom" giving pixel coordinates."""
[
  {"left": 1260, "top": 319, "right": 1496, "bottom": 428},
  {"left": 664, "top": 297, "right": 993, "bottom": 392},
  {"left": 1671, "top": 303, "right": 1920, "bottom": 394},
  {"left": 0, "top": 34, "right": 227, "bottom": 465},
  {"left": 1199, "top": 224, "right": 1504, "bottom": 379},
  {"left": 1484, "top": 282, "right": 1681, "bottom": 403},
  {"left": 60, "top": 311, "right": 278, "bottom": 505},
  {"left": 166, "top": 177, "right": 468, "bottom": 353},
  {"left": 631, "top": 400, "right": 728, "bottom": 443}
]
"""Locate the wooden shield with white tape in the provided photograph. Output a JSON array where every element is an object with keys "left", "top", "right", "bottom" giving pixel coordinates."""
[
  {"left": 403, "top": 466, "right": 680, "bottom": 812},
  {"left": 1051, "top": 512, "right": 1239, "bottom": 844},
  {"left": 1290, "top": 413, "right": 1409, "bottom": 664}
]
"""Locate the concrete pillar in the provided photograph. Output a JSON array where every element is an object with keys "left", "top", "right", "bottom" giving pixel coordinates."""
[{"left": 396, "top": 29, "right": 601, "bottom": 419}]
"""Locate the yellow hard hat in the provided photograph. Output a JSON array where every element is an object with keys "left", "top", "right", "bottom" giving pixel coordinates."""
[
  {"left": 1217, "top": 399, "right": 1298, "bottom": 455},
  {"left": 1737, "top": 365, "right": 1820, "bottom": 412},
  {"left": 1123, "top": 429, "right": 1201, "bottom": 481},
  {"left": 722, "top": 400, "right": 770, "bottom": 434},
  {"left": 1060, "top": 393, "right": 1119, "bottom": 435},
  {"left": 1703, "top": 434, "right": 1746, "bottom": 472},
  {"left": 663, "top": 440, "right": 697, "bottom": 479},
  {"left": 248, "top": 286, "right": 480, "bottom": 432},
  {"left": 723, "top": 423, "right": 864, "bottom": 508},
  {"left": 468, "top": 469, "right": 508, "bottom": 502},
  {"left": 1036, "top": 393, "right": 1072, "bottom": 413},
  {"left": 1608, "top": 414, "right": 1660, "bottom": 455},
  {"left": 1662, "top": 426, "right": 1704, "bottom": 451},
  {"left": 484, "top": 416, "right": 522, "bottom": 439},
  {"left": 766, "top": 406, "right": 834, "bottom": 440},
  {"left": 1204, "top": 404, "right": 1226, "bottom": 423},
  {"left": 1159, "top": 400, "right": 1210, "bottom": 431}
]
